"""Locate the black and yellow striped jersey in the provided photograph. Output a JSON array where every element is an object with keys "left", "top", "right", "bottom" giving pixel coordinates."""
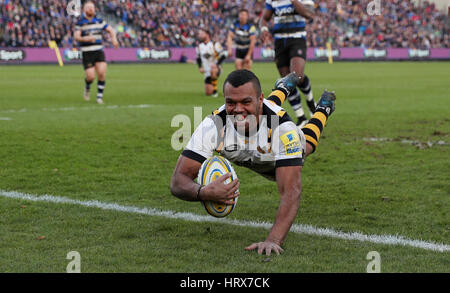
[{"left": 182, "top": 99, "right": 306, "bottom": 180}]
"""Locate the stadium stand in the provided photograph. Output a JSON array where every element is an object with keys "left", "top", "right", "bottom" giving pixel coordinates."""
[{"left": 0, "top": 0, "right": 448, "bottom": 49}]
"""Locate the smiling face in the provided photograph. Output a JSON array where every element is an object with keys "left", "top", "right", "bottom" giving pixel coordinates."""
[{"left": 224, "top": 81, "right": 264, "bottom": 136}]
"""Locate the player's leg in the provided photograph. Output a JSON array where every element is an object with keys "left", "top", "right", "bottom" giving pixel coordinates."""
[
  {"left": 301, "top": 90, "right": 336, "bottom": 156},
  {"left": 203, "top": 64, "right": 215, "bottom": 96},
  {"left": 84, "top": 67, "right": 96, "bottom": 101},
  {"left": 279, "top": 63, "right": 307, "bottom": 128},
  {"left": 235, "top": 58, "right": 244, "bottom": 70},
  {"left": 275, "top": 39, "right": 308, "bottom": 128},
  {"left": 243, "top": 58, "right": 253, "bottom": 70},
  {"left": 299, "top": 74, "right": 315, "bottom": 117},
  {"left": 95, "top": 61, "right": 107, "bottom": 104},
  {"left": 289, "top": 57, "right": 308, "bottom": 118},
  {"left": 289, "top": 38, "right": 316, "bottom": 117},
  {"left": 235, "top": 49, "right": 245, "bottom": 70},
  {"left": 94, "top": 50, "right": 107, "bottom": 104},
  {"left": 82, "top": 51, "right": 96, "bottom": 101},
  {"left": 210, "top": 64, "right": 220, "bottom": 97},
  {"left": 237, "top": 48, "right": 252, "bottom": 70},
  {"left": 204, "top": 76, "right": 214, "bottom": 96}
]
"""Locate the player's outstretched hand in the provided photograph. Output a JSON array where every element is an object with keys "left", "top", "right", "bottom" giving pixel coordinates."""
[
  {"left": 201, "top": 173, "right": 240, "bottom": 205},
  {"left": 274, "top": 72, "right": 301, "bottom": 96},
  {"left": 245, "top": 240, "right": 284, "bottom": 256}
]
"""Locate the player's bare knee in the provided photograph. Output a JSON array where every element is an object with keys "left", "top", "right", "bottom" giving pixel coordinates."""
[
  {"left": 235, "top": 60, "right": 243, "bottom": 70},
  {"left": 97, "top": 73, "right": 106, "bottom": 81},
  {"left": 86, "top": 72, "right": 96, "bottom": 82}
]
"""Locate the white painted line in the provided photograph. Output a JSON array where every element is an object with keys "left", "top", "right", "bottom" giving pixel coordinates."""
[
  {"left": 0, "top": 104, "right": 157, "bottom": 113},
  {"left": 1, "top": 190, "right": 448, "bottom": 252},
  {"left": 0, "top": 117, "right": 12, "bottom": 120},
  {"left": 363, "top": 137, "right": 449, "bottom": 148}
]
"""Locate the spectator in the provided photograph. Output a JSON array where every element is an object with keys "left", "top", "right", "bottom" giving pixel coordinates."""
[{"left": 0, "top": 0, "right": 447, "bottom": 49}]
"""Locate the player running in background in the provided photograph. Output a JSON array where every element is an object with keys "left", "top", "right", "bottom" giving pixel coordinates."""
[
  {"left": 196, "top": 28, "right": 227, "bottom": 98},
  {"left": 226, "top": 8, "right": 257, "bottom": 70},
  {"left": 260, "top": 0, "right": 316, "bottom": 128},
  {"left": 170, "top": 70, "right": 336, "bottom": 256},
  {"left": 74, "top": 1, "right": 118, "bottom": 104}
]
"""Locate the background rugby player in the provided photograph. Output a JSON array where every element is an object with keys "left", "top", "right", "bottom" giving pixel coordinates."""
[
  {"left": 74, "top": 1, "right": 118, "bottom": 104},
  {"left": 260, "top": 0, "right": 317, "bottom": 128},
  {"left": 226, "top": 8, "right": 257, "bottom": 70},
  {"left": 196, "top": 28, "right": 227, "bottom": 98}
]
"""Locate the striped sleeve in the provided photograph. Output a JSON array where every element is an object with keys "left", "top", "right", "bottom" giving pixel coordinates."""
[
  {"left": 265, "top": 0, "right": 274, "bottom": 11},
  {"left": 229, "top": 23, "right": 235, "bottom": 33},
  {"left": 75, "top": 20, "right": 82, "bottom": 31},
  {"left": 101, "top": 20, "right": 108, "bottom": 30}
]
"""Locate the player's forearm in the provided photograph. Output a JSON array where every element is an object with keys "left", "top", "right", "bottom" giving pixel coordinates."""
[
  {"left": 291, "top": 0, "right": 314, "bottom": 20},
  {"left": 170, "top": 174, "right": 201, "bottom": 202},
  {"left": 259, "top": 12, "right": 271, "bottom": 30},
  {"left": 267, "top": 189, "right": 301, "bottom": 245},
  {"left": 196, "top": 57, "right": 202, "bottom": 68},
  {"left": 110, "top": 32, "right": 118, "bottom": 44},
  {"left": 107, "top": 28, "right": 118, "bottom": 43},
  {"left": 248, "top": 36, "right": 256, "bottom": 55},
  {"left": 217, "top": 54, "right": 226, "bottom": 65},
  {"left": 226, "top": 34, "right": 233, "bottom": 51}
]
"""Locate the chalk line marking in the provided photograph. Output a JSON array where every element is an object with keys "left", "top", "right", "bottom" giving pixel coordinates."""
[
  {"left": 0, "top": 117, "right": 12, "bottom": 120},
  {"left": 0, "top": 104, "right": 158, "bottom": 113},
  {"left": 1, "top": 190, "right": 448, "bottom": 252},
  {"left": 363, "top": 137, "right": 449, "bottom": 149}
]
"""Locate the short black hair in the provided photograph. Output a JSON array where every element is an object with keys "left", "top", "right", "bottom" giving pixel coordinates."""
[
  {"left": 223, "top": 70, "right": 262, "bottom": 96},
  {"left": 199, "top": 27, "right": 210, "bottom": 36}
]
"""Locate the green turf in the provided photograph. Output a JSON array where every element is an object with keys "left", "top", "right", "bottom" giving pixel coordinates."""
[{"left": 0, "top": 62, "right": 449, "bottom": 272}]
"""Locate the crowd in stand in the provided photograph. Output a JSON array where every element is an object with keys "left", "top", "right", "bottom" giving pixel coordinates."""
[{"left": 0, "top": 0, "right": 448, "bottom": 49}]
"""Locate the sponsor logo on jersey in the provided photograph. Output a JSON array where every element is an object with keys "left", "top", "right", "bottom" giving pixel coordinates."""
[
  {"left": 275, "top": 6, "right": 294, "bottom": 16},
  {"left": 280, "top": 130, "right": 301, "bottom": 156}
]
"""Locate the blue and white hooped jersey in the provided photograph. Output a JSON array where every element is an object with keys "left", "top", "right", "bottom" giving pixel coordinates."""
[
  {"left": 265, "top": 0, "right": 313, "bottom": 40},
  {"left": 75, "top": 15, "right": 108, "bottom": 52},
  {"left": 230, "top": 21, "right": 257, "bottom": 50}
]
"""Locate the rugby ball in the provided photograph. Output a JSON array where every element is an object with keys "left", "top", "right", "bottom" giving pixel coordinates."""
[{"left": 197, "top": 156, "right": 239, "bottom": 218}]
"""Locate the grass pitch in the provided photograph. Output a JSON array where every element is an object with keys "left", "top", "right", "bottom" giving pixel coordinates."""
[{"left": 0, "top": 61, "right": 449, "bottom": 272}]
